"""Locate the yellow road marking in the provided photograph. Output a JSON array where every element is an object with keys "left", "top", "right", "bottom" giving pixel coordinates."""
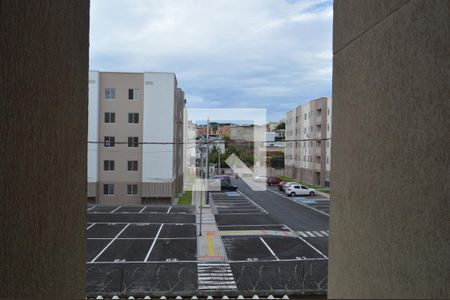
[{"left": 207, "top": 233, "right": 215, "bottom": 256}]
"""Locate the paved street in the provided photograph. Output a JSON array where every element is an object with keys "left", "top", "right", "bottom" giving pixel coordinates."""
[{"left": 232, "top": 178, "right": 329, "bottom": 256}]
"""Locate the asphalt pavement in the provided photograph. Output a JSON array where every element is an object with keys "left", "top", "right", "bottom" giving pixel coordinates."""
[{"left": 231, "top": 178, "right": 329, "bottom": 256}]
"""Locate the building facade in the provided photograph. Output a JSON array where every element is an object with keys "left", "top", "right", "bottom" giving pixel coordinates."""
[
  {"left": 285, "top": 97, "right": 332, "bottom": 187},
  {"left": 217, "top": 124, "right": 232, "bottom": 138},
  {"left": 87, "top": 71, "right": 184, "bottom": 204}
]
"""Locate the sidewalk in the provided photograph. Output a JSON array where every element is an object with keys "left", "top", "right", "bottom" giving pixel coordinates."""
[{"left": 193, "top": 189, "right": 227, "bottom": 262}]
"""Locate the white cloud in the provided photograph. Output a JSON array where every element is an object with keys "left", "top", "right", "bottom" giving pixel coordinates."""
[{"left": 90, "top": 0, "right": 333, "bottom": 121}]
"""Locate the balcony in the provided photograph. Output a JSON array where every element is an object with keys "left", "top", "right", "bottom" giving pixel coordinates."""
[
  {"left": 313, "top": 162, "right": 321, "bottom": 170},
  {"left": 315, "top": 148, "right": 321, "bottom": 155},
  {"left": 316, "top": 116, "right": 322, "bottom": 123},
  {"left": 316, "top": 131, "right": 322, "bottom": 139}
]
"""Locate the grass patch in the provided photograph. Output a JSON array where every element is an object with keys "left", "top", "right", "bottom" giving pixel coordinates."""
[
  {"left": 316, "top": 188, "right": 330, "bottom": 194},
  {"left": 177, "top": 191, "right": 192, "bottom": 205}
]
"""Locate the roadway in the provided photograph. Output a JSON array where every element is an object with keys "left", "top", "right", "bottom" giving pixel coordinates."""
[{"left": 232, "top": 178, "right": 329, "bottom": 256}]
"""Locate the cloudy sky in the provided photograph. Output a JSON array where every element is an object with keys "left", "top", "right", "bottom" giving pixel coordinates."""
[{"left": 90, "top": 0, "right": 333, "bottom": 122}]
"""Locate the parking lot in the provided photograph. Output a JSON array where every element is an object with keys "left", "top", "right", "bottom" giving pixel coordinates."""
[
  {"left": 87, "top": 190, "right": 329, "bottom": 296},
  {"left": 209, "top": 192, "right": 328, "bottom": 293},
  {"left": 86, "top": 204, "right": 198, "bottom": 296}
]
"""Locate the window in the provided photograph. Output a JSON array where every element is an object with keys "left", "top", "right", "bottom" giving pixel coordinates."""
[
  {"left": 127, "top": 160, "right": 138, "bottom": 171},
  {"left": 127, "top": 184, "right": 138, "bottom": 195},
  {"left": 128, "top": 136, "right": 139, "bottom": 147},
  {"left": 301, "top": 185, "right": 308, "bottom": 189},
  {"left": 104, "top": 160, "right": 115, "bottom": 171},
  {"left": 128, "top": 113, "right": 139, "bottom": 124},
  {"left": 103, "top": 184, "right": 114, "bottom": 195},
  {"left": 104, "top": 112, "right": 115, "bottom": 123},
  {"left": 304, "top": 113, "right": 307, "bottom": 120},
  {"left": 105, "top": 88, "right": 116, "bottom": 100},
  {"left": 327, "top": 140, "right": 330, "bottom": 147},
  {"left": 327, "top": 156, "right": 330, "bottom": 164},
  {"left": 128, "top": 88, "right": 139, "bottom": 100},
  {"left": 104, "top": 136, "right": 115, "bottom": 147},
  {"left": 304, "top": 128, "right": 306, "bottom": 134},
  {"left": 328, "top": 124, "right": 330, "bottom": 131},
  {"left": 295, "top": 116, "right": 298, "bottom": 122}
]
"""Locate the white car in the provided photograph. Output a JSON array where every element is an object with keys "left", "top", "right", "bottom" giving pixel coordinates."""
[
  {"left": 254, "top": 175, "right": 268, "bottom": 182},
  {"left": 283, "top": 182, "right": 299, "bottom": 191},
  {"left": 285, "top": 184, "right": 316, "bottom": 196}
]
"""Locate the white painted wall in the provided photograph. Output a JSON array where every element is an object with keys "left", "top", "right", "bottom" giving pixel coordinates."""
[
  {"left": 326, "top": 97, "right": 332, "bottom": 172},
  {"left": 142, "top": 73, "right": 175, "bottom": 182},
  {"left": 87, "top": 71, "right": 99, "bottom": 182}
]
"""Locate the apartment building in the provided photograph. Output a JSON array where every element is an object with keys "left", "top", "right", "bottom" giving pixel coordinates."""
[
  {"left": 285, "top": 97, "right": 332, "bottom": 187},
  {"left": 87, "top": 71, "right": 185, "bottom": 204}
]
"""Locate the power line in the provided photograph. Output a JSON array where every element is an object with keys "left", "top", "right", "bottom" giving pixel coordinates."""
[{"left": 86, "top": 137, "right": 332, "bottom": 145}]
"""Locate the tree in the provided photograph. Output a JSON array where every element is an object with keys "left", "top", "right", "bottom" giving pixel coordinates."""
[{"left": 275, "top": 122, "right": 285, "bottom": 130}]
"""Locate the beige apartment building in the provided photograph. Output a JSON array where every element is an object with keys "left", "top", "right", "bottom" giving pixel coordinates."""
[
  {"left": 285, "top": 97, "right": 332, "bottom": 187},
  {"left": 87, "top": 71, "right": 185, "bottom": 204}
]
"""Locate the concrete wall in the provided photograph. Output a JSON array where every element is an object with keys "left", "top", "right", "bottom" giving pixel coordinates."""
[
  {"left": 142, "top": 73, "right": 176, "bottom": 182},
  {"left": 97, "top": 72, "right": 144, "bottom": 204},
  {"left": 0, "top": 1, "right": 89, "bottom": 297},
  {"left": 88, "top": 71, "right": 100, "bottom": 185},
  {"left": 329, "top": 0, "right": 449, "bottom": 298}
]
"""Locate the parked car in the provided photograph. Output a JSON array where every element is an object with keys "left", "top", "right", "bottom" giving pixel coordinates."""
[
  {"left": 278, "top": 180, "right": 287, "bottom": 191},
  {"left": 285, "top": 184, "right": 316, "bottom": 197},
  {"left": 213, "top": 175, "right": 231, "bottom": 184},
  {"left": 283, "top": 182, "right": 299, "bottom": 192},
  {"left": 213, "top": 175, "right": 237, "bottom": 191},
  {"left": 254, "top": 175, "right": 268, "bottom": 182},
  {"left": 267, "top": 176, "right": 282, "bottom": 186},
  {"left": 221, "top": 181, "right": 238, "bottom": 191}
]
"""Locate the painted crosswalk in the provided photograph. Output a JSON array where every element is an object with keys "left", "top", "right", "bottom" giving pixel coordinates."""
[
  {"left": 196, "top": 215, "right": 216, "bottom": 224},
  {"left": 297, "top": 230, "right": 329, "bottom": 238},
  {"left": 197, "top": 263, "right": 237, "bottom": 290}
]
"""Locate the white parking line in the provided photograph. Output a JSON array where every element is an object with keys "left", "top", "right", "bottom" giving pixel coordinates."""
[
  {"left": 166, "top": 207, "right": 172, "bottom": 214},
  {"left": 110, "top": 206, "right": 122, "bottom": 214},
  {"left": 87, "top": 205, "right": 96, "bottom": 211},
  {"left": 138, "top": 206, "right": 146, "bottom": 214},
  {"left": 89, "top": 221, "right": 196, "bottom": 225},
  {"left": 266, "top": 188, "right": 329, "bottom": 217},
  {"left": 87, "top": 237, "right": 196, "bottom": 240},
  {"left": 298, "top": 231, "right": 308, "bottom": 237},
  {"left": 320, "top": 231, "right": 329, "bottom": 236},
  {"left": 144, "top": 224, "right": 164, "bottom": 262},
  {"left": 90, "top": 223, "right": 130, "bottom": 263},
  {"left": 285, "top": 225, "right": 328, "bottom": 259},
  {"left": 259, "top": 237, "right": 279, "bottom": 260},
  {"left": 312, "top": 231, "right": 323, "bottom": 237},
  {"left": 305, "top": 231, "right": 315, "bottom": 237},
  {"left": 86, "top": 223, "right": 96, "bottom": 230},
  {"left": 217, "top": 224, "right": 284, "bottom": 228}
]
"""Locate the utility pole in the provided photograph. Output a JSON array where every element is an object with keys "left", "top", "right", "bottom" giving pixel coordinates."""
[
  {"left": 198, "top": 146, "right": 203, "bottom": 236},
  {"left": 206, "top": 119, "right": 210, "bottom": 205},
  {"left": 218, "top": 133, "right": 221, "bottom": 175}
]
